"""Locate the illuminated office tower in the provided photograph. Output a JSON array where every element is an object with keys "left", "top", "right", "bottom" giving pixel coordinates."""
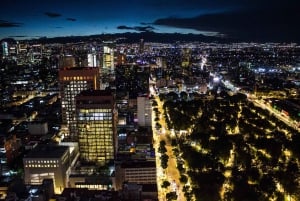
[
  {"left": 181, "top": 48, "right": 191, "bottom": 68},
  {"left": 86, "top": 46, "right": 99, "bottom": 67},
  {"left": 137, "top": 96, "right": 152, "bottom": 127},
  {"left": 156, "top": 56, "right": 167, "bottom": 68},
  {"left": 2, "top": 41, "right": 8, "bottom": 58},
  {"left": 59, "top": 55, "right": 76, "bottom": 69},
  {"left": 29, "top": 44, "right": 43, "bottom": 63},
  {"left": 116, "top": 53, "right": 126, "bottom": 65},
  {"left": 87, "top": 53, "right": 97, "bottom": 67},
  {"left": 102, "top": 42, "right": 114, "bottom": 69},
  {"left": 76, "top": 90, "right": 117, "bottom": 165},
  {"left": 59, "top": 67, "right": 100, "bottom": 141}
]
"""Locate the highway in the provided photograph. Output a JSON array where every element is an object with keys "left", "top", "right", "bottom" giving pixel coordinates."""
[
  {"left": 248, "top": 95, "right": 300, "bottom": 132},
  {"left": 222, "top": 79, "right": 299, "bottom": 132}
]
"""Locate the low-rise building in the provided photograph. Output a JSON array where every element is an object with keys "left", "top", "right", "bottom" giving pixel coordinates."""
[
  {"left": 115, "top": 161, "right": 156, "bottom": 190},
  {"left": 23, "top": 145, "right": 71, "bottom": 194}
]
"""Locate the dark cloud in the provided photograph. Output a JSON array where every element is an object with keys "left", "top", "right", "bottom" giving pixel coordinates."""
[
  {"left": 153, "top": 5, "right": 300, "bottom": 42},
  {"left": 145, "top": 0, "right": 298, "bottom": 13},
  {"left": 117, "top": 25, "right": 155, "bottom": 32},
  {"left": 44, "top": 12, "right": 62, "bottom": 18},
  {"left": 117, "top": 25, "right": 133, "bottom": 30},
  {"left": 66, "top": 18, "right": 76, "bottom": 21},
  {"left": 0, "top": 20, "right": 23, "bottom": 28}
]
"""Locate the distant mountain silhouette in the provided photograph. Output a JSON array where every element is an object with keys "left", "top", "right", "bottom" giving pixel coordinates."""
[
  {"left": 28, "top": 32, "right": 234, "bottom": 44},
  {"left": 0, "top": 38, "right": 17, "bottom": 44}
]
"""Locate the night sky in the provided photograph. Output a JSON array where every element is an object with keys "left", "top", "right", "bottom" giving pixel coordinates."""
[{"left": 0, "top": 0, "right": 299, "bottom": 42}]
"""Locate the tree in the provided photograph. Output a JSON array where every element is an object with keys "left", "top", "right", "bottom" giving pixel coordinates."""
[
  {"left": 166, "top": 91, "right": 179, "bottom": 101},
  {"left": 177, "top": 163, "right": 185, "bottom": 173},
  {"left": 180, "top": 91, "right": 188, "bottom": 100},
  {"left": 153, "top": 107, "right": 159, "bottom": 113},
  {"left": 161, "top": 180, "right": 171, "bottom": 188},
  {"left": 276, "top": 168, "right": 299, "bottom": 200},
  {"left": 161, "top": 154, "right": 169, "bottom": 169},
  {"left": 259, "top": 174, "right": 276, "bottom": 196},
  {"left": 171, "top": 139, "right": 177, "bottom": 147},
  {"left": 155, "top": 122, "right": 162, "bottom": 129},
  {"left": 247, "top": 167, "right": 260, "bottom": 183},
  {"left": 166, "top": 192, "right": 177, "bottom": 201},
  {"left": 159, "top": 93, "right": 166, "bottom": 101},
  {"left": 180, "top": 174, "right": 188, "bottom": 184},
  {"left": 160, "top": 140, "right": 166, "bottom": 147},
  {"left": 158, "top": 145, "right": 167, "bottom": 154},
  {"left": 152, "top": 100, "right": 158, "bottom": 106}
]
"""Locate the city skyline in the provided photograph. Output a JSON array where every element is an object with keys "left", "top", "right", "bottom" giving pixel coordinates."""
[
  {"left": 0, "top": 37, "right": 300, "bottom": 200},
  {"left": 1, "top": 0, "right": 300, "bottom": 42}
]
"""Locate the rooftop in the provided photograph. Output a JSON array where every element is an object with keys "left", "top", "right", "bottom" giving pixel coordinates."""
[
  {"left": 24, "top": 144, "right": 68, "bottom": 158},
  {"left": 78, "top": 89, "right": 114, "bottom": 97},
  {"left": 59, "top": 188, "right": 119, "bottom": 201},
  {"left": 121, "top": 161, "right": 156, "bottom": 168}
]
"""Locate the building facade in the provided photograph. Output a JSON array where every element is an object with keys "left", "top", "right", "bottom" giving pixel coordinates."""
[
  {"left": 23, "top": 145, "right": 70, "bottom": 194},
  {"left": 137, "top": 96, "right": 152, "bottom": 127},
  {"left": 1, "top": 41, "right": 8, "bottom": 58},
  {"left": 28, "top": 121, "right": 48, "bottom": 135},
  {"left": 102, "top": 42, "right": 114, "bottom": 70},
  {"left": 59, "top": 67, "right": 100, "bottom": 141},
  {"left": 75, "top": 90, "right": 117, "bottom": 165},
  {"left": 115, "top": 161, "right": 157, "bottom": 190}
]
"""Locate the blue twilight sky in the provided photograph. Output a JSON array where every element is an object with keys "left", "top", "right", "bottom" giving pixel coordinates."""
[{"left": 0, "top": 0, "right": 300, "bottom": 42}]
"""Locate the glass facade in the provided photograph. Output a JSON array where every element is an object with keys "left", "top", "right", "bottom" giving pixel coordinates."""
[
  {"left": 59, "top": 68, "right": 99, "bottom": 141},
  {"left": 78, "top": 108, "right": 114, "bottom": 164}
]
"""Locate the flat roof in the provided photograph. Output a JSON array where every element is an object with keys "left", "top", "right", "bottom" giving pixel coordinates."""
[
  {"left": 60, "top": 67, "right": 97, "bottom": 71},
  {"left": 77, "top": 89, "right": 114, "bottom": 97},
  {"left": 121, "top": 161, "right": 156, "bottom": 168},
  {"left": 24, "top": 145, "right": 68, "bottom": 158}
]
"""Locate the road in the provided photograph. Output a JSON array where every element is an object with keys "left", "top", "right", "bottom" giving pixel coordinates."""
[
  {"left": 152, "top": 95, "right": 185, "bottom": 201},
  {"left": 249, "top": 96, "right": 300, "bottom": 132},
  {"left": 223, "top": 82, "right": 300, "bottom": 132}
]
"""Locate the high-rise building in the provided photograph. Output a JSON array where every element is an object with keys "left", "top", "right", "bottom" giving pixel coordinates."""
[
  {"left": 1, "top": 41, "right": 8, "bottom": 58},
  {"left": 87, "top": 53, "right": 97, "bottom": 67},
  {"left": 137, "top": 96, "right": 152, "bottom": 127},
  {"left": 156, "top": 57, "right": 167, "bottom": 69},
  {"left": 75, "top": 90, "right": 117, "bottom": 165},
  {"left": 59, "top": 67, "right": 100, "bottom": 141},
  {"left": 59, "top": 55, "right": 76, "bottom": 69},
  {"left": 102, "top": 42, "right": 114, "bottom": 70},
  {"left": 116, "top": 53, "right": 126, "bottom": 65},
  {"left": 139, "top": 38, "right": 144, "bottom": 53},
  {"left": 181, "top": 48, "right": 191, "bottom": 67}
]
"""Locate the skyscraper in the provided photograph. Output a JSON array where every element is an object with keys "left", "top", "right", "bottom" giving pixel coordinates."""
[
  {"left": 139, "top": 38, "right": 144, "bottom": 54},
  {"left": 1, "top": 41, "right": 8, "bottom": 58},
  {"left": 87, "top": 53, "right": 97, "bottom": 67},
  {"left": 59, "top": 55, "right": 76, "bottom": 69},
  {"left": 75, "top": 90, "right": 117, "bottom": 165},
  {"left": 59, "top": 67, "right": 100, "bottom": 141},
  {"left": 102, "top": 42, "right": 114, "bottom": 70}
]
